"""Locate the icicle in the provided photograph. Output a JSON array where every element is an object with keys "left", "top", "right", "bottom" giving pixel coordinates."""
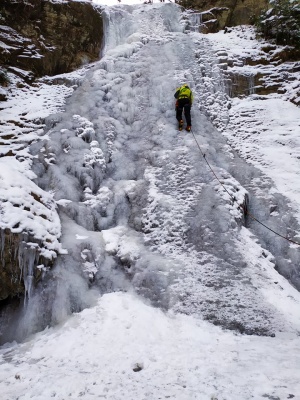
[
  {"left": 189, "top": 13, "right": 203, "bottom": 32},
  {"left": 0, "top": 229, "right": 4, "bottom": 268},
  {"left": 248, "top": 74, "right": 255, "bottom": 95},
  {"left": 22, "top": 244, "right": 39, "bottom": 304},
  {"left": 18, "top": 239, "right": 25, "bottom": 282},
  {"left": 24, "top": 275, "right": 34, "bottom": 302}
]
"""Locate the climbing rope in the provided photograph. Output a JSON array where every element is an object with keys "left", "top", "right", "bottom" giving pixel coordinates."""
[{"left": 190, "top": 128, "right": 300, "bottom": 247}]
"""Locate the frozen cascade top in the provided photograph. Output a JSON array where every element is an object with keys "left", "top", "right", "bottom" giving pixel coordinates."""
[{"left": 102, "top": 3, "right": 183, "bottom": 53}]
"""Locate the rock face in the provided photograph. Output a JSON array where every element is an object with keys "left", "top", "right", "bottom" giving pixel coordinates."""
[
  {"left": 212, "top": 36, "right": 300, "bottom": 106},
  {"left": 0, "top": 231, "right": 25, "bottom": 301},
  {"left": 181, "top": 0, "right": 269, "bottom": 32},
  {"left": 0, "top": 229, "right": 47, "bottom": 301},
  {"left": 0, "top": 0, "right": 103, "bottom": 80},
  {"left": 0, "top": 0, "right": 103, "bottom": 303}
]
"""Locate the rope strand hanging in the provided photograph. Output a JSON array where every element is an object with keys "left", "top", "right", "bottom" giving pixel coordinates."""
[{"left": 190, "top": 128, "right": 300, "bottom": 247}]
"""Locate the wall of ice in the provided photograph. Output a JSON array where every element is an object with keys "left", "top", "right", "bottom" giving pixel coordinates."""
[{"left": 1, "top": 3, "right": 300, "bottom": 343}]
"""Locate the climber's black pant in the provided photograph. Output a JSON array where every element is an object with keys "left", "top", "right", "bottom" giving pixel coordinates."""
[{"left": 176, "top": 98, "right": 191, "bottom": 126}]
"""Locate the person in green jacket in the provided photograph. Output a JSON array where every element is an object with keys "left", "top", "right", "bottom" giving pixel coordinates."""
[{"left": 174, "top": 84, "right": 193, "bottom": 131}]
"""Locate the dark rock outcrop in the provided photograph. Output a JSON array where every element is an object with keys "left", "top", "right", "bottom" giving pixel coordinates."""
[
  {"left": 214, "top": 46, "right": 300, "bottom": 106},
  {"left": 0, "top": 229, "right": 48, "bottom": 301},
  {"left": 180, "top": 0, "right": 269, "bottom": 32},
  {"left": 0, "top": 231, "right": 25, "bottom": 301},
  {"left": 0, "top": 0, "right": 103, "bottom": 80}
]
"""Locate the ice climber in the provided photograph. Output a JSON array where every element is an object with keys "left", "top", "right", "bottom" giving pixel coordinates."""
[{"left": 174, "top": 84, "right": 193, "bottom": 132}]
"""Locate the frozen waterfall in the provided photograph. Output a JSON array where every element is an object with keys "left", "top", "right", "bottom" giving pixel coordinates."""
[{"left": 1, "top": 3, "right": 300, "bottom": 344}]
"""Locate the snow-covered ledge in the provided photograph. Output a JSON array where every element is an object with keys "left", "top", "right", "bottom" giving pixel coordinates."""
[{"left": 0, "top": 157, "right": 66, "bottom": 301}]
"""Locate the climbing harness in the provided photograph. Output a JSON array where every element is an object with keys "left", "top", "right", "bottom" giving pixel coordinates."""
[{"left": 190, "top": 128, "right": 300, "bottom": 247}]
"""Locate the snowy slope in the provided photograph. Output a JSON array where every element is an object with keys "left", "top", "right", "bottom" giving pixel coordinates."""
[
  {"left": 0, "top": 291, "right": 299, "bottom": 400},
  {"left": 1, "top": 3, "right": 300, "bottom": 399}
]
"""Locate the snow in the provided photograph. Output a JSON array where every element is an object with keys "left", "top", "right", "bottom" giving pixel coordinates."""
[
  {"left": 0, "top": 157, "right": 62, "bottom": 258},
  {"left": 225, "top": 97, "right": 300, "bottom": 211},
  {"left": 1, "top": 2, "right": 300, "bottom": 399},
  {"left": 0, "top": 291, "right": 299, "bottom": 400},
  {"left": 204, "top": 27, "right": 300, "bottom": 220}
]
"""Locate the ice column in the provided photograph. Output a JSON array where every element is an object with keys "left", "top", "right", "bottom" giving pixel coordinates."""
[{"left": 189, "top": 13, "right": 203, "bottom": 32}]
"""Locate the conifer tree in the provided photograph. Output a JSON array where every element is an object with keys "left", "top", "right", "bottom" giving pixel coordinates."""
[{"left": 258, "top": 0, "right": 300, "bottom": 48}]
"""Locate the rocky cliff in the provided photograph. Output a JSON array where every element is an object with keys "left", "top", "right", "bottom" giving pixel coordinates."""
[
  {"left": 180, "top": 0, "right": 269, "bottom": 32},
  {"left": 0, "top": 0, "right": 103, "bottom": 81}
]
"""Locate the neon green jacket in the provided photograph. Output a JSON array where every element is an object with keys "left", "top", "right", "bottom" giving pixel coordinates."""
[{"left": 174, "top": 85, "right": 193, "bottom": 104}]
